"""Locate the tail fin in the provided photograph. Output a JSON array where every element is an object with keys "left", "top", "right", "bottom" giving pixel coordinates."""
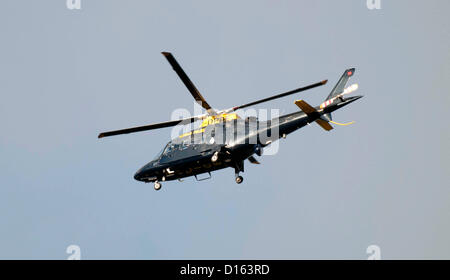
[
  {"left": 322, "top": 68, "right": 355, "bottom": 121},
  {"left": 325, "top": 68, "right": 355, "bottom": 101}
]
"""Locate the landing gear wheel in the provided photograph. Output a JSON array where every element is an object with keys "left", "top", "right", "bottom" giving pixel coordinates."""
[
  {"left": 211, "top": 152, "right": 219, "bottom": 163},
  {"left": 154, "top": 181, "right": 162, "bottom": 191},
  {"left": 235, "top": 176, "right": 243, "bottom": 184}
]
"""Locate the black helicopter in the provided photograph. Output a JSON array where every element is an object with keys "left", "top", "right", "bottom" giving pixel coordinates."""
[{"left": 98, "top": 52, "right": 362, "bottom": 190}]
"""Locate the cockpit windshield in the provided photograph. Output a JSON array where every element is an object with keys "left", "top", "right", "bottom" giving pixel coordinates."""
[
  {"left": 152, "top": 146, "right": 165, "bottom": 161},
  {"left": 153, "top": 142, "right": 182, "bottom": 161},
  {"left": 163, "top": 142, "right": 178, "bottom": 156}
]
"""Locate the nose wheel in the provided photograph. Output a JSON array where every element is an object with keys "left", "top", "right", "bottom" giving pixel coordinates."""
[{"left": 154, "top": 181, "right": 162, "bottom": 191}]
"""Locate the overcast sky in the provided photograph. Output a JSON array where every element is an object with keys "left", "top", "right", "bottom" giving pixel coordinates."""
[{"left": 0, "top": 0, "right": 449, "bottom": 259}]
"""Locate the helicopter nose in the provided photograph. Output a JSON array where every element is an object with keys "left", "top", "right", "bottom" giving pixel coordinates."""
[
  {"left": 134, "top": 165, "right": 147, "bottom": 181},
  {"left": 134, "top": 162, "right": 158, "bottom": 182},
  {"left": 134, "top": 170, "right": 143, "bottom": 181}
]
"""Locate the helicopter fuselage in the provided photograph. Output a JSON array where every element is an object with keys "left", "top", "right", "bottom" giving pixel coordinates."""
[{"left": 133, "top": 95, "right": 361, "bottom": 183}]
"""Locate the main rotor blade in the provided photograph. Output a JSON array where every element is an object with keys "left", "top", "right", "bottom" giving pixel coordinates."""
[
  {"left": 162, "top": 52, "right": 216, "bottom": 114},
  {"left": 98, "top": 115, "right": 204, "bottom": 138},
  {"left": 225, "top": 79, "right": 328, "bottom": 112}
]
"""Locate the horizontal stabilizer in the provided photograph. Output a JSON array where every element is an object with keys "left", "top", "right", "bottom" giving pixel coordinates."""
[
  {"left": 316, "top": 118, "right": 334, "bottom": 131},
  {"left": 294, "top": 100, "right": 333, "bottom": 132},
  {"left": 294, "top": 100, "right": 316, "bottom": 114}
]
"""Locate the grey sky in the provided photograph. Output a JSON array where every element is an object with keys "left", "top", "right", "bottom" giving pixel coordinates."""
[{"left": 0, "top": 0, "right": 449, "bottom": 259}]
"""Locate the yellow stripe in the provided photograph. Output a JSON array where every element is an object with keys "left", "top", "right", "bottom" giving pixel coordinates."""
[
  {"left": 178, "top": 128, "right": 205, "bottom": 138},
  {"left": 178, "top": 113, "right": 239, "bottom": 138}
]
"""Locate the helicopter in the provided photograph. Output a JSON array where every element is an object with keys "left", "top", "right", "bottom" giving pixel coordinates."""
[{"left": 98, "top": 52, "right": 362, "bottom": 191}]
